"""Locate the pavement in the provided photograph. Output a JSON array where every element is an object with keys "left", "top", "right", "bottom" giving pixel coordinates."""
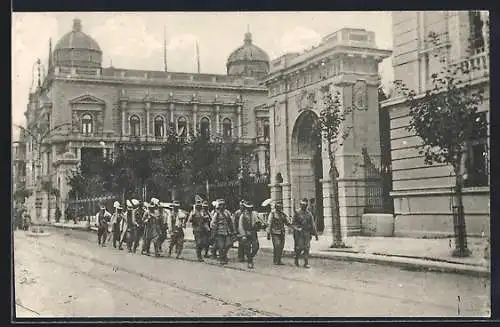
[
  {"left": 45, "top": 220, "right": 491, "bottom": 277},
  {"left": 13, "top": 228, "right": 490, "bottom": 317}
]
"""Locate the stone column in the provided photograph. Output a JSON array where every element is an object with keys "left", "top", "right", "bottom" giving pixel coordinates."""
[
  {"left": 215, "top": 105, "right": 221, "bottom": 135},
  {"left": 237, "top": 105, "right": 243, "bottom": 138},
  {"left": 481, "top": 11, "right": 489, "bottom": 50},
  {"left": 192, "top": 102, "right": 198, "bottom": 136},
  {"left": 145, "top": 101, "right": 151, "bottom": 137},
  {"left": 282, "top": 183, "right": 292, "bottom": 219},
  {"left": 169, "top": 103, "right": 174, "bottom": 128},
  {"left": 120, "top": 100, "right": 127, "bottom": 136}
]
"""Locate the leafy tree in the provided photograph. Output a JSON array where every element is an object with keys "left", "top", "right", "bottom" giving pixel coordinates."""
[
  {"left": 317, "top": 84, "right": 353, "bottom": 248},
  {"left": 14, "top": 188, "right": 33, "bottom": 204},
  {"left": 393, "top": 30, "right": 488, "bottom": 257}
]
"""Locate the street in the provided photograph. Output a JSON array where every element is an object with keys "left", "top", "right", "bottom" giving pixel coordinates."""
[{"left": 13, "top": 228, "right": 490, "bottom": 318}]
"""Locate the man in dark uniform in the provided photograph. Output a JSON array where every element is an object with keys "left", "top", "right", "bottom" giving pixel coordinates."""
[
  {"left": 188, "top": 200, "right": 211, "bottom": 262},
  {"left": 142, "top": 198, "right": 161, "bottom": 256},
  {"left": 266, "top": 201, "right": 292, "bottom": 265},
  {"left": 293, "top": 198, "right": 319, "bottom": 268},
  {"left": 110, "top": 201, "right": 125, "bottom": 249},
  {"left": 168, "top": 200, "right": 188, "bottom": 259},
  {"left": 132, "top": 202, "right": 145, "bottom": 253},
  {"left": 238, "top": 201, "right": 260, "bottom": 269},
  {"left": 96, "top": 203, "right": 112, "bottom": 247},
  {"left": 233, "top": 200, "right": 246, "bottom": 262},
  {"left": 157, "top": 202, "right": 170, "bottom": 253},
  {"left": 211, "top": 199, "right": 235, "bottom": 265},
  {"left": 119, "top": 199, "right": 139, "bottom": 252},
  {"left": 201, "top": 200, "right": 212, "bottom": 258}
]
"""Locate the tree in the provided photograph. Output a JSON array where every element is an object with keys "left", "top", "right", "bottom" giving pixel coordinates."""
[
  {"left": 394, "top": 29, "right": 488, "bottom": 257},
  {"left": 14, "top": 188, "right": 33, "bottom": 204},
  {"left": 318, "top": 84, "right": 352, "bottom": 248}
]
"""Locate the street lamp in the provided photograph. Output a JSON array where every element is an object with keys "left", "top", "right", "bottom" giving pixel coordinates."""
[{"left": 14, "top": 122, "right": 72, "bottom": 233}]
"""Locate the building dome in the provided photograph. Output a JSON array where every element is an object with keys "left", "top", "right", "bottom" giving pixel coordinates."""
[
  {"left": 53, "top": 18, "right": 103, "bottom": 69},
  {"left": 226, "top": 30, "right": 270, "bottom": 79}
]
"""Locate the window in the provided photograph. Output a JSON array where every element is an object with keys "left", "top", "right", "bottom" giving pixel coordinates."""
[
  {"left": 263, "top": 120, "right": 270, "bottom": 140},
  {"left": 82, "top": 114, "right": 92, "bottom": 135},
  {"left": 222, "top": 118, "right": 232, "bottom": 138},
  {"left": 177, "top": 116, "right": 187, "bottom": 138},
  {"left": 465, "top": 112, "right": 488, "bottom": 187},
  {"left": 200, "top": 117, "right": 210, "bottom": 139},
  {"left": 154, "top": 116, "right": 164, "bottom": 138},
  {"left": 130, "top": 115, "right": 140, "bottom": 137},
  {"left": 469, "top": 11, "right": 485, "bottom": 52}
]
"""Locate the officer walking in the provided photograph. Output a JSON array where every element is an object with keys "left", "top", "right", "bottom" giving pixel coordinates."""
[
  {"left": 142, "top": 198, "right": 161, "bottom": 256},
  {"left": 238, "top": 201, "right": 260, "bottom": 269},
  {"left": 132, "top": 202, "right": 145, "bottom": 253},
  {"left": 266, "top": 201, "right": 292, "bottom": 265},
  {"left": 233, "top": 200, "right": 246, "bottom": 262},
  {"left": 157, "top": 203, "right": 170, "bottom": 253},
  {"left": 110, "top": 201, "right": 125, "bottom": 249},
  {"left": 211, "top": 199, "right": 235, "bottom": 265},
  {"left": 119, "top": 199, "right": 139, "bottom": 252},
  {"left": 292, "top": 199, "right": 319, "bottom": 268},
  {"left": 188, "top": 200, "right": 210, "bottom": 262},
  {"left": 168, "top": 200, "right": 187, "bottom": 259},
  {"left": 201, "top": 200, "right": 212, "bottom": 258},
  {"left": 96, "top": 203, "right": 112, "bottom": 247}
]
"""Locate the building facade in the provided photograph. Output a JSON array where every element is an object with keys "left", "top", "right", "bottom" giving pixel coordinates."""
[
  {"left": 264, "top": 28, "right": 391, "bottom": 236},
  {"left": 381, "top": 11, "right": 490, "bottom": 237},
  {"left": 22, "top": 18, "right": 271, "bottom": 221}
]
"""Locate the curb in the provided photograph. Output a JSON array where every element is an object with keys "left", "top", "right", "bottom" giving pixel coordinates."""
[{"left": 47, "top": 224, "right": 490, "bottom": 278}]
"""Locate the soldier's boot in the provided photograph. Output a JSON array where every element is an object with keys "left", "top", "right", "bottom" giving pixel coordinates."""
[
  {"left": 294, "top": 256, "right": 300, "bottom": 267},
  {"left": 176, "top": 243, "right": 184, "bottom": 259},
  {"left": 303, "top": 256, "right": 310, "bottom": 269},
  {"left": 196, "top": 246, "right": 204, "bottom": 262}
]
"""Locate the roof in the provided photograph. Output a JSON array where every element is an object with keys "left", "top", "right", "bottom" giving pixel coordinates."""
[
  {"left": 54, "top": 18, "right": 102, "bottom": 53},
  {"left": 226, "top": 32, "right": 270, "bottom": 65}
]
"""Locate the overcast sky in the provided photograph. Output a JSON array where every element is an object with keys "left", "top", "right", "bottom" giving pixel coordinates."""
[{"left": 12, "top": 12, "right": 394, "bottom": 140}]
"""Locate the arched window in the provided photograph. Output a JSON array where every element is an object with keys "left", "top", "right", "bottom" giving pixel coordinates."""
[
  {"left": 154, "top": 116, "right": 164, "bottom": 138},
  {"left": 82, "top": 114, "right": 93, "bottom": 135},
  {"left": 130, "top": 115, "right": 140, "bottom": 137},
  {"left": 263, "top": 120, "right": 270, "bottom": 140},
  {"left": 200, "top": 117, "right": 210, "bottom": 139},
  {"left": 223, "top": 118, "right": 232, "bottom": 138},
  {"left": 177, "top": 116, "right": 187, "bottom": 138}
]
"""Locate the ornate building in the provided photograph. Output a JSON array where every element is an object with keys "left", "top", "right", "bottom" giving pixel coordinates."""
[
  {"left": 22, "top": 18, "right": 271, "bottom": 220},
  {"left": 381, "top": 11, "right": 490, "bottom": 237},
  {"left": 263, "top": 28, "right": 391, "bottom": 236}
]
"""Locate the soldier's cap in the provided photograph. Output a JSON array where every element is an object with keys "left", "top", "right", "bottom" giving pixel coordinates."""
[
  {"left": 211, "top": 200, "right": 218, "bottom": 207},
  {"left": 300, "top": 199, "right": 308, "bottom": 205},
  {"left": 113, "top": 201, "right": 121, "bottom": 209},
  {"left": 150, "top": 198, "right": 160, "bottom": 207},
  {"left": 160, "top": 202, "right": 170, "bottom": 209},
  {"left": 131, "top": 199, "right": 140, "bottom": 207},
  {"left": 126, "top": 200, "right": 133, "bottom": 208},
  {"left": 202, "top": 200, "right": 209, "bottom": 207},
  {"left": 216, "top": 199, "right": 225, "bottom": 205},
  {"left": 172, "top": 200, "right": 181, "bottom": 207},
  {"left": 243, "top": 201, "right": 254, "bottom": 208},
  {"left": 239, "top": 200, "right": 245, "bottom": 206}
]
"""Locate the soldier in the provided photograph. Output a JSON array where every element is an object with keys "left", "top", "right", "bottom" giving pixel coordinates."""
[
  {"left": 157, "top": 203, "right": 170, "bottom": 252},
  {"left": 238, "top": 201, "right": 260, "bottom": 269},
  {"left": 142, "top": 198, "right": 161, "bottom": 256},
  {"left": 188, "top": 200, "right": 211, "bottom": 262},
  {"left": 96, "top": 203, "right": 112, "bottom": 247},
  {"left": 292, "top": 199, "right": 319, "bottom": 268},
  {"left": 168, "top": 200, "right": 188, "bottom": 259},
  {"left": 110, "top": 201, "right": 125, "bottom": 249},
  {"left": 209, "top": 200, "right": 219, "bottom": 258},
  {"left": 211, "top": 199, "right": 235, "bottom": 265},
  {"left": 119, "top": 199, "right": 138, "bottom": 252},
  {"left": 132, "top": 202, "right": 145, "bottom": 253},
  {"left": 201, "top": 200, "right": 212, "bottom": 258},
  {"left": 266, "top": 201, "right": 292, "bottom": 265},
  {"left": 233, "top": 200, "right": 246, "bottom": 262}
]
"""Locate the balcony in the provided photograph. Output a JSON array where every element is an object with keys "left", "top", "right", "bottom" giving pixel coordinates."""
[
  {"left": 253, "top": 135, "right": 270, "bottom": 145},
  {"left": 449, "top": 51, "right": 489, "bottom": 83}
]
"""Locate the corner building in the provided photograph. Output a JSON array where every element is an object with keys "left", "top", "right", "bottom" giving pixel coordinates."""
[
  {"left": 23, "top": 19, "right": 271, "bottom": 220},
  {"left": 264, "top": 28, "right": 391, "bottom": 236},
  {"left": 381, "top": 11, "right": 490, "bottom": 237}
]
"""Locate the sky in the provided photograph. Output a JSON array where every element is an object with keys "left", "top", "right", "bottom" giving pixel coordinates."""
[{"left": 12, "top": 12, "right": 394, "bottom": 140}]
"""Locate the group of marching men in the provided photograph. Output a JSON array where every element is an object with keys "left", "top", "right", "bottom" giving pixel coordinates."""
[{"left": 94, "top": 196, "right": 319, "bottom": 269}]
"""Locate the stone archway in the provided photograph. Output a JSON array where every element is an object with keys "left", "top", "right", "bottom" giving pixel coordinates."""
[{"left": 291, "top": 110, "right": 324, "bottom": 232}]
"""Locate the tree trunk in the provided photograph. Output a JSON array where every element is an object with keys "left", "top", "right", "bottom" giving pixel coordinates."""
[
  {"left": 452, "top": 153, "right": 471, "bottom": 257},
  {"left": 329, "top": 147, "right": 345, "bottom": 248}
]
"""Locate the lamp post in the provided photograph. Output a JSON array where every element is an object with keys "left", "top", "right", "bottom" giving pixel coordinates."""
[{"left": 15, "top": 122, "right": 72, "bottom": 233}]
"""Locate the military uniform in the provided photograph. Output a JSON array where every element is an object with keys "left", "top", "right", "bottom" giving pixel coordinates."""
[
  {"left": 96, "top": 209, "right": 112, "bottom": 246},
  {"left": 233, "top": 205, "right": 246, "bottom": 262},
  {"left": 238, "top": 204, "right": 260, "bottom": 268},
  {"left": 211, "top": 201, "right": 234, "bottom": 264},
  {"left": 133, "top": 206, "right": 145, "bottom": 253},
  {"left": 142, "top": 205, "right": 161, "bottom": 256},
  {"left": 119, "top": 203, "right": 139, "bottom": 252},
  {"left": 110, "top": 209, "right": 125, "bottom": 249},
  {"left": 168, "top": 205, "right": 187, "bottom": 258},
  {"left": 189, "top": 205, "right": 211, "bottom": 261},
  {"left": 266, "top": 207, "right": 292, "bottom": 265},
  {"left": 292, "top": 206, "right": 318, "bottom": 267}
]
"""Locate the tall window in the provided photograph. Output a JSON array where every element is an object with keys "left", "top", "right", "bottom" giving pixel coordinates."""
[
  {"left": 82, "top": 114, "right": 93, "bottom": 135},
  {"left": 130, "top": 115, "right": 140, "bottom": 137},
  {"left": 177, "top": 116, "right": 187, "bottom": 138},
  {"left": 469, "top": 11, "right": 485, "bottom": 52},
  {"left": 465, "top": 112, "right": 488, "bottom": 187},
  {"left": 263, "top": 119, "right": 270, "bottom": 140},
  {"left": 200, "top": 117, "right": 210, "bottom": 139},
  {"left": 154, "top": 116, "right": 164, "bottom": 138},
  {"left": 223, "top": 118, "right": 232, "bottom": 138}
]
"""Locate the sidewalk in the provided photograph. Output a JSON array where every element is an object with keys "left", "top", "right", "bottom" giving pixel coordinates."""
[{"left": 47, "top": 222, "right": 490, "bottom": 277}]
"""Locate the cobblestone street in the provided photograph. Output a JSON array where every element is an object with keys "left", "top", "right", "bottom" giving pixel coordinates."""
[{"left": 13, "top": 228, "right": 490, "bottom": 318}]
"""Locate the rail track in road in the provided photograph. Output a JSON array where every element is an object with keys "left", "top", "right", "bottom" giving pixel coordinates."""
[{"left": 35, "top": 228, "right": 465, "bottom": 314}]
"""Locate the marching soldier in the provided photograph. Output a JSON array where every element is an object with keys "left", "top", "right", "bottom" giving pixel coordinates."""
[
  {"left": 266, "top": 201, "right": 292, "bottom": 265},
  {"left": 292, "top": 199, "right": 319, "bottom": 268},
  {"left": 142, "top": 198, "right": 161, "bottom": 256},
  {"left": 132, "top": 202, "right": 146, "bottom": 253},
  {"left": 157, "top": 203, "right": 170, "bottom": 253},
  {"left": 211, "top": 199, "right": 235, "bottom": 265},
  {"left": 188, "top": 200, "right": 211, "bottom": 262},
  {"left": 119, "top": 199, "right": 139, "bottom": 252},
  {"left": 110, "top": 201, "right": 125, "bottom": 249},
  {"left": 233, "top": 200, "right": 246, "bottom": 262},
  {"left": 201, "top": 200, "right": 212, "bottom": 258},
  {"left": 168, "top": 200, "right": 188, "bottom": 259},
  {"left": 238, "top": 201, "right": 260, "bottom": 269},
  {"left": 209, "top": 200, "right": 219, "bottom": 258},
  {"left": 96, "top": 203, "right": 112, "bottom": 246}
]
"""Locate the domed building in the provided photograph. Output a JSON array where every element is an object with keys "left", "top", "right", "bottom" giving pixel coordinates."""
[
  {"left": 226, "top": 29, "right": 270, "bottom": 79},
  {"left": 22, "top": 19, "right": 271, "bottom": 222},
  {"left": 53, "top": 18, "right": 102, "bottom": 69}
]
